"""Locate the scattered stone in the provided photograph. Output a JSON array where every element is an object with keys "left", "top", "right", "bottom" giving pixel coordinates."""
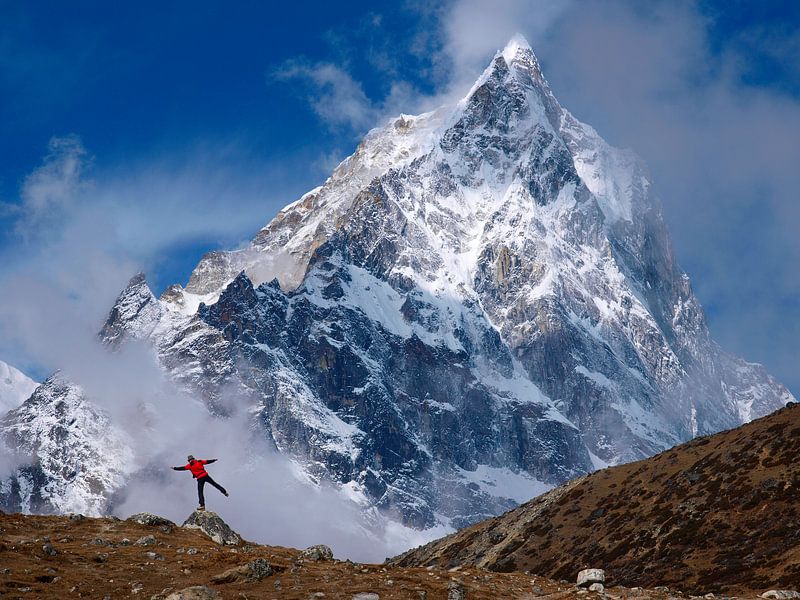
[
  {"left": 182, "top": 511, "right": 241, "bottom": 546},
  {"left": 761, "top": 593, "right": 800, "bottom": 599},
  {"left": 300, "top": 544, "right": 334, "bottom": 561},
  {"left": 146, "top": 551, "right": 165, "bottom": 561},
  {"left": 577, "top": 569, "right": 606, "bottom": 588},
  {"left": 187, "top": 547, "right": 198, "bottom": 555},
  {"left": 310, "top": 594, "right": 325, "bottom": 599},
  {"left": 655, "top": 587, "right": 670, "bottom": 593},
  {"left": 68, "top": 513, "right": 86, "bottom": 522},
  {"left": 89, "top": 537, "right": 111, "bottom": 546},
  {"left": 94, "top": 553, "right": 109, "bottom": 563},
  {"left": 274, "top": 579, "right": 282, "bottom": 590},
  {"left": 353, "top": 594, "right": 380, "bottom": 600},
  {"left": 531, "top": 584, "right": 545, "bottom": 595},
  {"left": 150, "top": 588, "right": 174, "bottom": 600},
  {"left": 136, "top": 535, "right": 157, "bottom": 546},
  {"left": 589, "top": 583, "right": 604, "bottom": 593},
  {"left": 42, "top": 543, "right": 57, "bottom": 556},
  {"left": 131, "top": 581, "right": 144, "bottom": 594},
  {"left": 448, "top": 580, "right": 466, "bottom": 600},
  {"left": 211, "top": 558, "right": 274, "bottom": 584},
  {"left": 128, "top": 513, "right": 176, "bottom": 528},
  {"left": 704, "top": 594, "right": 716, "bottom": 599},
  {"left": 165, "top": 585, "right": 220, "bottom": 600}
]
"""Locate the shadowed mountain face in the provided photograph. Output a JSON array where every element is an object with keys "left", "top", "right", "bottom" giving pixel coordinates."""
[
  {"left": 1, "top": 35, "right": 793, "bottom": 531},
  {"left": 391, "top": 404, "right": 800, "bottom": 595}
]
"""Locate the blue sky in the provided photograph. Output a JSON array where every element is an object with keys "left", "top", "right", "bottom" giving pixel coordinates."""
[{"left": 0, "top": 0, "right": 798, "bottom": 395}]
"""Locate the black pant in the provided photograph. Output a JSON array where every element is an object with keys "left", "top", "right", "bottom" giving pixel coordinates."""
[{"left": 197, "top": 474, "right": 226, "bottom": 506}]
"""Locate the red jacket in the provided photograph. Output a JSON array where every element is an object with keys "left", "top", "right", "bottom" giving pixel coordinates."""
[{"left": 175, "top": 459, "right": 216, "bottom": 478}]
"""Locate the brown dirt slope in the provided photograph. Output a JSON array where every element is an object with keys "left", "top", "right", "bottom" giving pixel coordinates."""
[
  {"left": 0, "top": 509, "right": 691, "bottom": 599},
  {"left": 391, "top": 403, "right": 800, "bottom": 595}
]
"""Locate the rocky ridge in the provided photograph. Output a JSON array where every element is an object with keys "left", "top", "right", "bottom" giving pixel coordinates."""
[{"left": 391, "top": 403, "right": 800, "bottom": 595}]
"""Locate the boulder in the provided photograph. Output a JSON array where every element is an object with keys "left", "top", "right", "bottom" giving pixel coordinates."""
[
  {"left": 588, "top": 583, "right": 604, "bottom": 593},
  {"left": 577, "top": 569, "right": 605, "bottom": 588},
  {"left": 352, "top": 594, "right": 380, "bottom": 600},
  {"left": 211, "top": 558, "right": 273, "bottom": 584},
  {"left": 182, "top": 511, "right": 241, "bottom": 546},
  {"left": 136, "top": 535, "right": 157, "bottom": 546},
  {"left": 164, "top": 586, "right": 219, "bottom": 600},
  {"left": 447, "top": 581, "right": 466, "bottom": 600},
  {"left": 300, "top": 544, "right": 334, "bottom": 561},
  {"left": 127, "top": 513, "right": 176, "bottom": 528},
  {"left": 762, "top": 592, "right": 800, "bottom": 599}
]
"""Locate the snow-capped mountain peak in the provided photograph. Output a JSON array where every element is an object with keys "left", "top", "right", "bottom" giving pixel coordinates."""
[
  {"left": 0, "top": 360, "right": 38, "bottom": 415},
  {"left": 3, "top": 36, "right": 793, "bottom": 533}
]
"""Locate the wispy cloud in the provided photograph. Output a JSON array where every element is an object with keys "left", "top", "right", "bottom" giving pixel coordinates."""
[{"left": 17, "top": 134, "right": 90, "bottom": 234}]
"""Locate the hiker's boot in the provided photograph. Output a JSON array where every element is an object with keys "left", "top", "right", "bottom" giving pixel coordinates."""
[{"left": 197, "top": 505, "right": 205, "bottom": 511}]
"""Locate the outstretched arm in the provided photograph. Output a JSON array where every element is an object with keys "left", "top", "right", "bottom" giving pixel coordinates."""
[
  {"left": 172, "top": 466, "right": 187, "bottom": 471},
  {"left": 204, "top": 459, "right": 218, "bottom": 464}
]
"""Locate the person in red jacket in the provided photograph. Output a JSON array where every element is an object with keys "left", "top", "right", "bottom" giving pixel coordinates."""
[{"left": 172, "top": 454, "right": 229, "bottom": 510}]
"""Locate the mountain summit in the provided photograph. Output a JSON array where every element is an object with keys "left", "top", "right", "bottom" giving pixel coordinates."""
[{"left": 2, "top": 36, "right": 793, "bottom": 530}]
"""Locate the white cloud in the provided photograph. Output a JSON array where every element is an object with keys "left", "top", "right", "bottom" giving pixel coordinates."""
[{"left": 17, "top": 134, "right": 90, "bottom": 234}]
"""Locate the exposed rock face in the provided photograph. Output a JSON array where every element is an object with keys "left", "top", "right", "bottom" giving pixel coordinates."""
[
  {"left": 182, "top": 510, "right": 242, "bottom": 546},
  {"left": 0, "top": 374, "right": 133, "bottom": 515},
  {"left": 4, "top": 35, "right": 794, "bottom": 532}
]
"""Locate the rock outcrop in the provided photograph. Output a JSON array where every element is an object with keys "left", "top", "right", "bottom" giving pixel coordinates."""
[{"left": 181, "top": 510, "right": 241, "bottom": 546}]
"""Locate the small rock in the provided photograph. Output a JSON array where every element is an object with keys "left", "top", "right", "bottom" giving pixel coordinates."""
[
  {"left": 704, "top": 595, "right": 716, "bottom": 599},
  {"left": 119, "top": 538, "right": 132, "bottom": 546},
  {"left": 274, "top": 579, "right": 282, "bottom": 590},
  {"left": 42, "top": 543, "right": 58, "bottom": 556},
  {"left": 146, "top": 551, "right": 165, "bottom": 561},
  {"left": 150, "top": 588, "right": 174, "bottom": 600},
  {"left": 300, "top": 544, "right": 334, "bottom": 561},
  {"left": 211, "top": 558, "right": 273, "bottom": 584},
  {"left": 136, "top": 535, "right": 157, "bottom": 546},
  {"left": 131, "top": 581, "right": 144, "bottom": 594},
  {"left": 589, "top": 583, "right": 605, "bottom": 593},
  {"left": 577, "top": 569, "right": 606, "bottom": 588},
  {"left": 762, "top": 593, "right": 800, "bottom": 599},
  {"left": 68, "top": 513, "right": 86, "bottom": 522},
  {"left": 187, "top": 547, "right": 198, "bottom": 555},
  {"left": 94, "top": 553, "right": 109, "bottom": 563},
  {"left": 655, "top": 587, "right": 670, "bottom": 593},
  {"left": 352, "top": 594, "right": 380, "bottom": 600},
  {"left": 448, "top": 580, "right": 466, "bottom": 600},
  {"left": 531, "top": 584, "right": 545, "bottom": 595},
  {"left": 89, "top": 537, "right": 110, "bottom": 546},
  {"left": 165, "top": 586, "right": 220, "bottom": 600},
  {"left": 128, "top": 513, "right": 176, "bottom": 528},
  {"left": 310, "top": 594, "right": 326, "bottom": 599}
]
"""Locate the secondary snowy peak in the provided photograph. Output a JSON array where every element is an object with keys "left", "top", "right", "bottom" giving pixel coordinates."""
[
  {"left": 0, "top": 360, "right": 38, "bottom": 415},
  {"left": 0, "top": 374, "right": 134, "bottom": 515}
]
